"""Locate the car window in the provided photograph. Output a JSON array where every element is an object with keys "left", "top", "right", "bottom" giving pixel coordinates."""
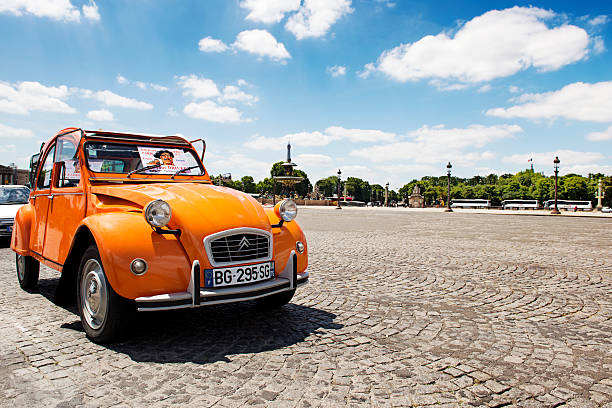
[
  {"left": 55, "top": 136, "right": 81, "bottom": 187},
  {"left": 85, "top": 142, "right": 204, "bottom": 176},
  {"left": 0, "top": 187, "right": 30, "bottom": 204},
  {"left": 37, "top": 146, "right": 55, "bottom": 189}
]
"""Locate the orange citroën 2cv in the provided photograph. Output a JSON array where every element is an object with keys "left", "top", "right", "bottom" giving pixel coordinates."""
[{"left": 11, "top": 128, "right": 308, "bottom": 343}]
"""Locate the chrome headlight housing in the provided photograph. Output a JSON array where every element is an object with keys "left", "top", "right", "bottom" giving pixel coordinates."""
[
  {"left": 279, "top": 199, "right": 298, "bottom": 222},
  {"left": 144, "top": 199, "right": 172, "bottom": 227}
]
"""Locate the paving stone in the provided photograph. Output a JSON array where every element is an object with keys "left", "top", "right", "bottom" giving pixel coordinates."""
[{"left": 1, "top": 209, "right": 612, "bottom": 407}]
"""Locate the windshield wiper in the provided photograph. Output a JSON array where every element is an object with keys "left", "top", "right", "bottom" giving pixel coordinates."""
[
  {"left": 171, "top": 165, "right": 203, "bottom": 179},
  {"left": 127, "top": 163, "right": 161, "bottom": 178}
]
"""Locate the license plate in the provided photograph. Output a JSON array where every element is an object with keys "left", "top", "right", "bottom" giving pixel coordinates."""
[{"left": 204, "top": 261, "right": 274, "bottom": 288}]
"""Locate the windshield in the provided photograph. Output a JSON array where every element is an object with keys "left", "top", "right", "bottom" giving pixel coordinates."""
[
  {"left": 85, "top": 142, "right": 204, "bottom": 176},
  {"left": 0, "top": 187, "right": 30, "bottom": 204}
]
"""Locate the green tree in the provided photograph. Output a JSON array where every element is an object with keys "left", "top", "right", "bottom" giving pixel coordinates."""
[{"left": 241, "top": 176, "right": 256, "bottom": 193}]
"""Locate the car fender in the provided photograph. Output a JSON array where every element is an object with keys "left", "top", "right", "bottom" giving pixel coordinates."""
[
  {"left": 81, "top": 212, "right": 192, "bottom": 299},
  {"left": 264, "top": 208, "right": 308, "bottom": 275},
  {"left": 11, "top": 203, "right": 34, "bottom": 255}
]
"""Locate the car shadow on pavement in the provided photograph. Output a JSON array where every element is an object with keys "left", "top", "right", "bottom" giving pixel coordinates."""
[{"left": 35, "top": 277, "right": 342, "bottom": 364}]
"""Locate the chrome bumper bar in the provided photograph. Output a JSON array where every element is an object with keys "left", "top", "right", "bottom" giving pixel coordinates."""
[{"left": 135, "top": 253, "right": 308, "bottom": 311}]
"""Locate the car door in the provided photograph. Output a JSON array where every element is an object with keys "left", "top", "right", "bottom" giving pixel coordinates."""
[
  {"left": 43, "top": 132, "right": 85, "bottom": 265},
  {"left": 29, "top": 145, "right": 55, "bottom": 256}
]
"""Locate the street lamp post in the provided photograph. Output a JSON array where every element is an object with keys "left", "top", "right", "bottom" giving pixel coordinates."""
[
  {"left": 551, "top": 156, "right": 560, "bottom": 215},
  {"left": 445, "top": 162, "right": 453, "bottom": 212},
  {"left": 336, "top": 169, "right": 342, "bottom": 210},
  {"left": 596, "top": 178, "right": 604, "bottom": 211},
  {"left": 385, "top": 183, "right": 389, "bottom": 207}
]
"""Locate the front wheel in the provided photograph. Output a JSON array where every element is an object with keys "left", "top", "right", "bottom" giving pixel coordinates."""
[
  {"left": 77, "top": 245, "right": 128, "bottom": 343},
  {"left": 256, "top": 289, "right": 296, "bottom": 309},
  {"left": 16, "top": 253, "right": 39, "bottom": 289}
]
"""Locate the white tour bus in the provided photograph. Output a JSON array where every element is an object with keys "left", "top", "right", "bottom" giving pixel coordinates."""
[
  {"left": 544, "top": 200, "right": 593, "bottom": 211},
  {"left": 502, "top": 199, "right": 539, "bottom": 210},
  {"left": 450, "top": 199, "right": 491, "bottom": 209}
]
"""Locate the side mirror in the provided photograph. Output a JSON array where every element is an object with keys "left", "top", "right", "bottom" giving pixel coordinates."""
[{"left": 51, "top": 161, "right": 65, "bottom": 188}]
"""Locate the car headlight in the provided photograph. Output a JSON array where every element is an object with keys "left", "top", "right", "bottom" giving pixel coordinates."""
[
  {"left": 277, "top": 199, "right": 297, "bottom": 222},
  {"left": 144, "top": 199, "right": 172, "bottom": 227}
]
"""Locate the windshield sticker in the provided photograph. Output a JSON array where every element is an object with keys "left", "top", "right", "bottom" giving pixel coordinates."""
[
  {"left": 64, "top": 159, "right": 80, "bottom": 179},
  {"left": 88, "top": 159, "right": 104, "bottom": 172},
  {"left": 137, "top": 147, "right": 193, "bottom": 174}
]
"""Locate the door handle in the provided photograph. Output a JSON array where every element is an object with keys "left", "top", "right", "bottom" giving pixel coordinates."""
[{"left": 49, "top": 194, "right": 54, "bottom": 200}]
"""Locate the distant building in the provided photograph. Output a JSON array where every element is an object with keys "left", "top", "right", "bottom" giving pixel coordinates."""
[{"left": 0, "top": 164, "right": 29, "bottom": 185}]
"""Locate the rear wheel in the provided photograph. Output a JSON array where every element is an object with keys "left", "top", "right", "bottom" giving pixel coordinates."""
[
  {"left": 16, "top": 253, "right": 39, "bottom": 289},
  {"left": 256, "top": 289, "right": 296, "bottom": 309},
  {"left": 77, "top": 245, "right": 128, "bottom": 343}
]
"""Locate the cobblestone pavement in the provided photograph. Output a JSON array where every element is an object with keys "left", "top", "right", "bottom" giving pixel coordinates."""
[{"left": 1, "top": 208, "right": 612, "bottom": 407}]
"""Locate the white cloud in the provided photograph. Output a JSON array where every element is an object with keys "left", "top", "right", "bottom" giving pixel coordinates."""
[
  {"left": 232, "top": 29, "right": 291, "bottom": 62},
  {"left": 561, "top": 164, "right": 612, "bottom": 176},
  {"left": 367, "top": 6, "right": 590, "bottom": 85},
  {"left": 325, "top": 126, "right": 396, "bottom": 143},
  {"left": 0, "top": 0, "right": 100, "bottom": 22},
  {"left": 177, "top": 75, "right": 220, "bottom": 99},
  {"left": 184, "top": 100, "right": 249, "bottom": 123},
  {"left": 82, "top": 0, "right": 99, "bottom": 21},
  {"left": 586, "top": 125, "right": 612, "bottom": 141},
  {"left": 0, "top": 123, "right": 34, "bottom": 138},
  {"left": 198, "top": 36, "right": 229, "bottom": 53},
  {"left": 351, "top": 124, "right": 522, "bottom": 164},
  {"left": 85, "top": 90, "right": 153, "bottom": 110},
  {"left": 502, "top": 150, "right": 612, "bottom": 175},
  {"left": 239, "top": 0, "right": 301, "bottom": 24},
  {"left": 487, "top": 81, "right": 612, "bottom": 123},
  {"left": 244, "top": 126, "right": 396, "bottom": 150},
  {"left": 116, "top": 75, "right": 168, "bottom": 91},
  {"left": 285, "top": 0, "right": 353, "bottom": 40},
  {"left": 357, "top": 63, "right": 376, "bottom": 79},
  {"left": 478, "top": 84, "right": 492, "bottom": 93},
  {"left": 167, "top": 107, "right": 178, "bottom": 117},
  {"left": 208, "top": 153, "right": 270, "bottom": 181},
  {"left": 220, "top": 85, "right": 258, "bottom": 106},
  {"left": 86, "top": 109, "right": 114, "bottom": 121},
  {"left": 0, "top": 81, "right": 76, "bottom": 115},
  {"left": 588, "top": 15, "right": 609, "bottom": 26},
  {"left": 508, "top": 85, "right": 520, "bottom": 93},
  {"left": 294, "top": 153, "right": 333, "bottom": 166},
  {"left": 503, "top": 150, "right": 605, "bottom": 166},
  {"left": 593, "top": 36, "right": 605, "bottom": 54},
  {"left": 327, "top": 65, "right": 347, "bottom": 77}
]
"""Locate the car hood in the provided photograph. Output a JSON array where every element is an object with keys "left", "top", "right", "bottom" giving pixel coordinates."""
[
  {"left": 90, "top": 183, "right": 271, "bottom": 234},
  {"left": 0, "top": 204, "right": 25, "bottom": 219}
]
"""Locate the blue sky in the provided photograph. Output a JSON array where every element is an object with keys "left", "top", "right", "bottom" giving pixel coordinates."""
[{"left": 0, "top": 0, "right": 611, "bottom": 189}]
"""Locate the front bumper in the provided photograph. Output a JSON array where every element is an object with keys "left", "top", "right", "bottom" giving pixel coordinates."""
[
  {"left": 135, "top": 253, "right": 308, "bottom": 311},
  {"left": 0, "top": 221, "right": 12, "bottom": 237}
]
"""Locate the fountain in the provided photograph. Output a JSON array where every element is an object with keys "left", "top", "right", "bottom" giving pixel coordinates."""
[{"left": 272, "top": 142, "right": 303, "bottom": 203}]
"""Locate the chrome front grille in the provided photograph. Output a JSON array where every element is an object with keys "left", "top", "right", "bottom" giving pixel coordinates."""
[{"left": 209, "top": 233, "right": 270, "bottom": 264}]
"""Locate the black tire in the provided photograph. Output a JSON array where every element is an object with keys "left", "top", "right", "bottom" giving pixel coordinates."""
[
  {"left": 76, "top": 245, "right": 128, "bottom": 343},
  {"left": 256, "top": 289, "right": 296, "bottom": 309},
  {"left": 16, "top": 253, "right": 39, "bottom": 289}
]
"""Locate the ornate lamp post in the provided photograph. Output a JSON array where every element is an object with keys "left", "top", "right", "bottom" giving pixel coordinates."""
[
  {"left": 551, "top": 156, "right": 560, "bottom": 215},
  {"left": 445, "top": 162, "right": 453, "bottom": 212},
  {"left": 385, "top": 182, "right": 389, "bottom": 207},
  {"left": 596, "top": 178, "right": 604, "bottom": 211},
  {"left": 336, "top": 169, "right": 342, "bottom": 210}
]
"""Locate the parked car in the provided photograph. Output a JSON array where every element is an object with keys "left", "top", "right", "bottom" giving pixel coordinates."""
[
  {"left": 0, "top": 185, "right": 30, "bottom": 238},
  {"left": 602, "top": 207, "right": 611, "bottom": 213},
  {"left": 11, "top": 128, "right": 308, "bottom": 343}
]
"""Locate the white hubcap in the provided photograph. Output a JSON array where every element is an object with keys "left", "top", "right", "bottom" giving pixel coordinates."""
[{"left": 80, "top": 259, "right": 108, "bottom": 330}]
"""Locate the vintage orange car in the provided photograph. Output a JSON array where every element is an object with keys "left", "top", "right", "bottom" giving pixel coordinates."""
[{"left": 11, "top": 128, "right": 308, "bottom": 343}]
